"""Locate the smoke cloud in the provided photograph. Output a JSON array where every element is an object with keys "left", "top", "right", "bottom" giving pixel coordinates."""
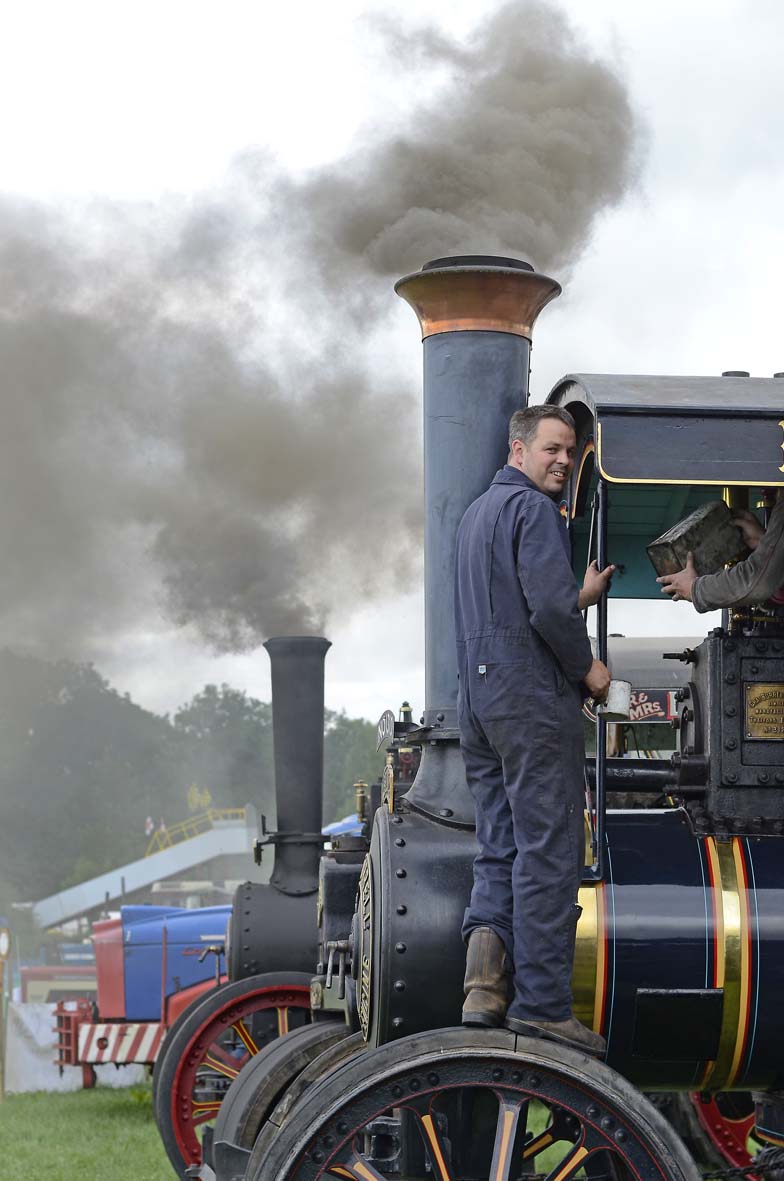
[
  {"left": 0, "top": 2, "right": 641, "bottom": 660},
  {"left": 280, "top": 2, "right": 639, "bottom": 284}
]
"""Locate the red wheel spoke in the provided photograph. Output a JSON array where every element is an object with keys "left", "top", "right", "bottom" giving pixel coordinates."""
[
  {"left": 691, "top": 1093, "right": 758, "bottom": 1169},
  {"left": 191, "top": 1100, "right": 223, "bottom": 1127},
  {"left": 232, "top": 1018, "right": 260, "bottom": 1056},
  {"left": 277, "top": 1006, "right": 290, "bottom": 1037},
  {"left": 739, "top": 1115, "right": 756, "bottom": 1140},
  {"left": 201, "top": 1051, "right": 241, "bottom": 1080},
  {"left": 203, "top": 1041, "right": 245, "bottom": 1072}
]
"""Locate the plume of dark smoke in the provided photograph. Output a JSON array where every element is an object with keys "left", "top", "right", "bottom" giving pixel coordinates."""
[
  {"left": 270, "top": 1, "right": 639, "bottom": 287},
  {"left": 0, "top": 2, "right": 640, "bottom": 661}
]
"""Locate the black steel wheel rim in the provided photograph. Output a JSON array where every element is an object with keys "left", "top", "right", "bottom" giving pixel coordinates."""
[
  {"left": 214, "top": 1020, "right": 350, "bottom": 1153},
  {"left": 255, "top": 1028, "right": 701, "bottom": 1181},
  {"left": 245, "top": 1032, "right": 369, "bottom": 1176}
]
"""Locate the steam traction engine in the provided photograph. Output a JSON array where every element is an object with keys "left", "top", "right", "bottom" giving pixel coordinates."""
[
  {"left": 154, "top": 636, "right": 359, "bottom": 1179},
  {"left": 219, "top": 258, "right": 784, "bottom": 1181}
]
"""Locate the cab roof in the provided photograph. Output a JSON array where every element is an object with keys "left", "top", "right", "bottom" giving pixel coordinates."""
[{"left": 548, "top": 374, "right": 784, "bottom": 487}]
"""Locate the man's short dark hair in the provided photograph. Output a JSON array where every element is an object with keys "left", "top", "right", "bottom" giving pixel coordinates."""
[{"left": 509, "top": 405, "right": 576, "bottom": 449}]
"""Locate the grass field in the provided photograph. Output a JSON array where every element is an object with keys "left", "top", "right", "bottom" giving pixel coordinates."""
[
  {"left": 0, "top": 1083, "right": 175, "bottom": 1181},
  {"left": 0, "top": 1085, "right": 583, "bottom": 1178},
  {"left": 0, "top": 1083, "right": 655, "bottom": 1178}
]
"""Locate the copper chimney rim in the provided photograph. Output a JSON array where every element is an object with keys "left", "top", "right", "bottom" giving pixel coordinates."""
[{"left": 394, "top": 255, "right": 561, "bottom": 340}]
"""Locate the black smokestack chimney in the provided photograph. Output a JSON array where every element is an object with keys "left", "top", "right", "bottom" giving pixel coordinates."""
[
  {"left": 394, "top": 255, "right": 560, "bottom": 821},
  {"left": 264, "top": 635, "right": 331, "bottom": 894}
]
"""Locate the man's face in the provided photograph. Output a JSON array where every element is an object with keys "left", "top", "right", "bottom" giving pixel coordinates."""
[{"left": 512, "top": 419, "right": 576, "bottom": 497}]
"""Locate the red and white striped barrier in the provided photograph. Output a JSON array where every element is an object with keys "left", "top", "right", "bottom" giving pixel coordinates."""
[{"left": 78, "top": 1020, "right": 165, "bottom": 1064}]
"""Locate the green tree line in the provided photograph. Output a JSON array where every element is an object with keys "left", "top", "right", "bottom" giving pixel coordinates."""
[{"left": 0, "top": 650, "right": 384, "bottom": 906}]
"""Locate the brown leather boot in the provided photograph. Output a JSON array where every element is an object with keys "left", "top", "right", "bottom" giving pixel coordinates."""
[
  {"left": 462, "top": 927, "right": 512, "bottom": 1027},
  {"left": 505, "top": 1013, "right": 607, "bottom": 1057}
]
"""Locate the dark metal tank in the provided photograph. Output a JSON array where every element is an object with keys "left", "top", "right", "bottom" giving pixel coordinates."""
[{"left": 359, "top": 804, "right": 784, "bottom": 1090}]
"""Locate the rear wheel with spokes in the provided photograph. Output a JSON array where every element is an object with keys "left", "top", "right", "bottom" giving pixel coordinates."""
[
  {"left": 252, "top": 1027, "right": 701, "bottom": 1181},
  {"left": 154, "top": 972, "right": 312, "bottom": 1177}
]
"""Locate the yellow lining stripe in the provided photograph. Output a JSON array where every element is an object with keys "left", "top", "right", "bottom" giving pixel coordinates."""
[
  {"left": 596, "top": 421, "right": 784, "bottom": 486},
  {"left": 551, "top": 1145, "right": 589, "bottom": 1181},
  {"left": 699, "top": 839, "right": 745, "bottom": 1089},
  {"left": 420, "top": 1114, "right": 452, "bottom": 1181},
  {"left": 232, "top": 1019, "right": 259, "bottom": 1057},
  {"left": 593, "top": 884, "right": 607, "bottom": 1034},
  {"left": 345, "top": 1158, "right": 385, "bottom": 1181},
  {"left": 276, "top": 1006, "right": 289, "bottom": 1037},
  {"left": 573, "top": 883, "right": 600, "bottom": 1032},
  {"left": 757, "top": 1130, "right": 784, "bottom": 1148},
  {"left": 727, "top": 839, "right": 752, "bottom": 1087},
  {"left": 709, "top": 837, "right": 726, "bottom": 989},
  {"left": 489, "top": 1106, "right": 517, "bottom": 1181},
  {"left": 571, "top": 440, "right": 595, "bottom": 518},
  {"left": 696, "top": 836, "right": 723, "bottom": 1090},
  {"left": 522, "top": 1130, "right": 553, "bottom": 1160},
  {"left": 202, "top": 1053, "right": 240, "bottom": 1080}
]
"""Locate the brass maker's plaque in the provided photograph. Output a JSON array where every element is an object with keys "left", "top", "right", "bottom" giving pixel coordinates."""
[{"left": 745, "top": 683, "right": 784, "bottom": 740}]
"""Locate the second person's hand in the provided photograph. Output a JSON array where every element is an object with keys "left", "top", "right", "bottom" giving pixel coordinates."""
[
  {"left": 731, "top": 509, "right": 765, "bottom": 552},
  {"left": 657, "top": 552, "right": 697, "bottom": 602}
]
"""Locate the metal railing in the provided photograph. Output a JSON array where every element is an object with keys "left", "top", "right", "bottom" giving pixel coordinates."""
[{"left": 145, "top": 808, "right": 247, "bottom": 856}]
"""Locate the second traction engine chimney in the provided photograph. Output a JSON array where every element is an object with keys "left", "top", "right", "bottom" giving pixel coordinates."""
[
  {"left": 394, "top": 256, "right": 560, "bottom": 822},
  {"left": 264, "top": 635, "right": 331, "bottom": 895},
  {"left": 226, "top": 634, "right": 330, "bottom": 981}
]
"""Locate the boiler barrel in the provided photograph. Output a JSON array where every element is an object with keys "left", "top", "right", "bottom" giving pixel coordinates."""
[
  {"left": 226, "top": 884, "right": 319, "bottom": 981},
  {"left": 363, "top": 806, "right": 784, "bottom": 1090}
]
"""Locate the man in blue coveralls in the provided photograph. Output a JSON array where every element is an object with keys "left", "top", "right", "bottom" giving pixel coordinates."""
[{"left": 455, "top": 404, "right": 613, "bottom": 1056}]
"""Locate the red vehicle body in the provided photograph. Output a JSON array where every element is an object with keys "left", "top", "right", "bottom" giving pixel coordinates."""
[{"left": 55, "top": 908, "right": 227, "bottom": 1087}]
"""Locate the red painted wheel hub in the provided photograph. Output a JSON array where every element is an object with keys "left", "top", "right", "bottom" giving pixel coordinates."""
[{"left": 690, "top": 1093, "right": 758, "bottom": 1176}]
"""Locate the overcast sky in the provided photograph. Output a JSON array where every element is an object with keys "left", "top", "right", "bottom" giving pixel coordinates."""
[{"left": 1, "top": 0, "right": 780, "bottom": 721}]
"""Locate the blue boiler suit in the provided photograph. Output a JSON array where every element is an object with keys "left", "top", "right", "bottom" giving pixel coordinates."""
[{"left": 455, "top": 465, "right": 594, "bottom": 1022}]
